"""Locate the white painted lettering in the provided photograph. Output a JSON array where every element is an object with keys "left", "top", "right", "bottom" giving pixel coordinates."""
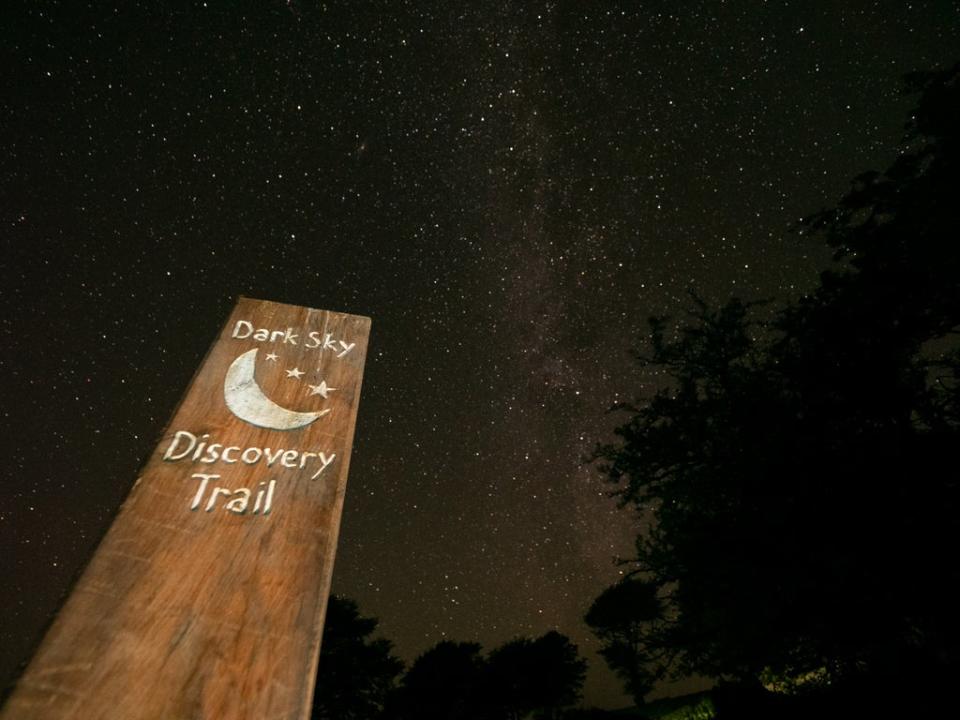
[
  {"left": 166, "top": 429, "right": 337, "bottom": 481},
  {"left": 253, "top": 482, "right": 267, "bottom": 513},
  {"left": 241, "top": 447, "right": 263, "bottom": 464},
  {"left": 263, "top": 479, "right": 276, "bottom": 515},
  {"left": 206, "top": 486, "right": 232, "bottom": 512},
  {"left": 311, "top": 453, "right": 336, "bottom": 479},
  {"left": 225, "top": 488, "right": 251, "bottom": 514},
  {"left": 201, "top": 443, "right": 222, "bottom": 463},
  {"left": 191, "top": 434, "right": 211, "bottom": 461},
  {"left": 232, "top": 320, "right": 253, "bottom": 339},
  {"left": 190, "top": 473, "right": 218, "bottom": 510},
  {"left": 264, "top": 447, "right": 285, "bottom": 466},
  {"left": 232, "top": 323, "right": 352, "bottom": 359},
  {"left": 164, "top": 430, "right": 197, "bottom": 461}
]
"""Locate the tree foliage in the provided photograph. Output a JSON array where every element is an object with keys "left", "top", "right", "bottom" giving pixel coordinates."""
[
  {"left": 311, "top": 596, "right": 404, "bottom": 720},
  {"left": 387, "top": 633, "right": 586, "bottom": 720},
  {"left": 485, "top": 631, "right": 587, "bottom": 720},
  {"left": 584, "top": 578, "right": 662, "bottom": 705},
  {"left": 388, "top": 641, "right": 487, "bottom": 720},
  {"left": 591, "top": 62, "right": 960, "bottom": 693}
]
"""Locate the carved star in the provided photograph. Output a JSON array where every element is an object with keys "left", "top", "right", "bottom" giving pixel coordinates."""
[
  {"left": 308, "top": 381, "right": 336, "bottom": 398},
  {"left": 286, "top": 367, "right": 305, "bottom": 379},
  {"left": 265, "top": 352, "right": 279, "bottom": 362}
]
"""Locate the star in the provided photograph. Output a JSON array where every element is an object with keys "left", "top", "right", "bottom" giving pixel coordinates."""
[
  {"left": 265, "top": 352, "right": 279, "bottom": 362},
  {"left": 286, "top": 367, "right": 305, "bottom": 379},
  {"left": 308, "top": 381, "right": 336, "bottom": 398}
]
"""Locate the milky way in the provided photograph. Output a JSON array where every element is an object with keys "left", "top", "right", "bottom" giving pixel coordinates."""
[{"left": 2, "top": 1, "right": 958, "bottom": 707}]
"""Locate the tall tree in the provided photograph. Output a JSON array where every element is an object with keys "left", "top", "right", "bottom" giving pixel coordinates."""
[
  {"left": 311, "top": 596, "right": 404, "bottom": 720},
  {"left": 584, "top": 578, "right": 661, "bottom": 705},
  {"left": 591, "top": 62, "right": 960, "bottom": 697},
  {"left": 387, "top": 641, "right": 486, "bottom": 720},
  {"left": 485, "top": 631, "right": 587, "bottom": 720}
]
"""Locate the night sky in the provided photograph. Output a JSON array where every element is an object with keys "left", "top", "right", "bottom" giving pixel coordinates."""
[{"left": 2, "top": 1, "right": 958, "bottom": 709}]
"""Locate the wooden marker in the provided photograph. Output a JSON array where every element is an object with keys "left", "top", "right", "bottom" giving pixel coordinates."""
[{"left": 1, "top": 298, "right": 371, "bottom": 720}]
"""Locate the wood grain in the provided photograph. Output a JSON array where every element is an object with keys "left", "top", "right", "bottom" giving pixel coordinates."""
[{"left": 1, "top": 297, "right": 371, "bottom": 720}]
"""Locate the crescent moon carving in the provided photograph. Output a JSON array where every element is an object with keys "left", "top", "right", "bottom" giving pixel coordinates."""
[{"left": 224, "top": 349, "right": 330, "bottom": 431}]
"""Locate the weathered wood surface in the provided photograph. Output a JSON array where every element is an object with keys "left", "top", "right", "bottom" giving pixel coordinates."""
[{"left": 1, "top": 298, "right": 371, "bottom": 720}]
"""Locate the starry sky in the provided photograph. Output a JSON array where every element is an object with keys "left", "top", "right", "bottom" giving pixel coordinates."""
[{"left": 2, "top": 1, "right": 958, "bottom": 709}]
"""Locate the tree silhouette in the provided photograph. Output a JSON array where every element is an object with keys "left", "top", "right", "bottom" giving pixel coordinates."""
[
  {"left": 584, "top": 578, "right": 661, "bottom": 706},
  {"left": 386, "top": 633, "right": 586, "bottom": 720},
  {"left": 485, "top": 631, "right": 587, "bottom": 720},
  {"left": 591, "top": 62, "right": 960, "bottom": 706},
  {"left": 311, "top": 595, "right": 403, "bottom": 720},
  {"left": 387, "top": 641, "right": 486, "bottom": 720}
]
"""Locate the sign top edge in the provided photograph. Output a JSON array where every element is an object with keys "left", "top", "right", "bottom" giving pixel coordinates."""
[{"left": 235, "top": 295, "right": 372, "bottom": 325}]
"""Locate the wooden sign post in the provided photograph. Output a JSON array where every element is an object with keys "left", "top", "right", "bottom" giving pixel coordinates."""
[{"left": 2, "top": 298, "right": 371, "bottom": 720}]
